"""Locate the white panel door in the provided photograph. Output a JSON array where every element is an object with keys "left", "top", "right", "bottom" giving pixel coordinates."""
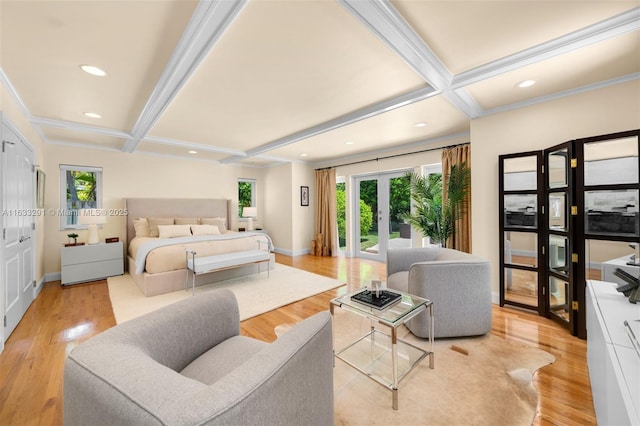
[{"left": 2, "top": 123, "right": 35, "bottom": 341}]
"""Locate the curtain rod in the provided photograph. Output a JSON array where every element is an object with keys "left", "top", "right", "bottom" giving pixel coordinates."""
[{"left": 315, "top": 142, "right": 469, "bottom": 171}]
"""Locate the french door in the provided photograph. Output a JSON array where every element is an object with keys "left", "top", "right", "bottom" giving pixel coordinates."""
[
  {"left": 2, "top": 120, "right": 35, "bottom": 341},
  {"left": 354, "top": 171, "right": 411, "bottom": 262}
]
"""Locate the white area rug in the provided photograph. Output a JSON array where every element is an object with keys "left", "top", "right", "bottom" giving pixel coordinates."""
[{"left": 108, "top": 263, "right": 344, "bottom": 323}]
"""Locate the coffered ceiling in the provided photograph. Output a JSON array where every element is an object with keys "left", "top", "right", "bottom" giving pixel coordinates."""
[{"left": 1, "top": 1, "right": 638, "bottom": 167}]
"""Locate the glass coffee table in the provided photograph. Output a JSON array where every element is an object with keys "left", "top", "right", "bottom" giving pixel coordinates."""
[{"left": 330, "top": 287, "right": 434, "bottom": 410}]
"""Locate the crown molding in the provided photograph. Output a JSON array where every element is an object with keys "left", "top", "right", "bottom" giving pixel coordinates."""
[
  {"left": 122, "top": 0, "right": 248, "bottom": 153},
  {"left": 311, "top": 131, "right": 470, "bottom": 169},
  {"left": 482, "top": 72, "right": 640, "bottom": 117},
  {"left": 452, "top": 7, "right": 640, "bottom": 89},
  {"left": 0, "top": 67, "right": 50, "bottom": 144}
]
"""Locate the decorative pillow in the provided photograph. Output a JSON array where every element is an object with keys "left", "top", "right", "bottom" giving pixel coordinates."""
[
  {"left": 174, "top": 217, "right": 198, "bottom": 225},
  {"left": 133, "top": 218, "right": 150, "bottom": 238},
  {"left": 200, "top": 217, "right": 226, "bottom": 232},
  {"left": 157, "top": 225, "right": 192, "bottom": 239},
  {"left": 190, "top": 225, "right": 221, "bottom": 236},
  {"left": 148, "top": 218, "right": 175, "bottom": 237}
]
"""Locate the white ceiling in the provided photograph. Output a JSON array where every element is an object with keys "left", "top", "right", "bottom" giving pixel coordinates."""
[{"left": 1, "top": 0, "right": 638, "bottom": 168}]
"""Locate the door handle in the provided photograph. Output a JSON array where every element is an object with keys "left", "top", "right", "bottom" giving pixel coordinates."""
[{"left": 19, "top": 235, "right": 31, "bottom": 243}]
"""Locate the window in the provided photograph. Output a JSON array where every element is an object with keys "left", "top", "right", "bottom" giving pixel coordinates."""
[
  {"left": 60, "top": 165, "right": 102, "bottom": 229},
  {"left": 238, "top": 178, "right": 256, "bottom": 218}
]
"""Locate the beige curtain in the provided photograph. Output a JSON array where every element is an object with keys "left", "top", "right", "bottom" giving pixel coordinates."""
[
  {"left": 442, "top": 144, "right": 472, "bottom": 252},
  {"left": 314, "top": 168, "right": 338, "bottom": 257}
]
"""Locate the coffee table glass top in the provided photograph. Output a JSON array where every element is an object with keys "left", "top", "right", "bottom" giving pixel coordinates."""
[{"left": 331, "top": 287, "right": 430, "bottom": 325}]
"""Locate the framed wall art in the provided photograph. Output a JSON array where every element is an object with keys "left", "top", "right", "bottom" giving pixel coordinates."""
[{"left": 301, "top": 186, "right": 309, "bottom": 206}]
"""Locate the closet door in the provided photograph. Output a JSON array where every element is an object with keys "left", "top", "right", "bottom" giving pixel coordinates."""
[
  {"left": 544, "top": 142, "right": 575, "bottom": 331},
  {"left": 499, "top": 152, "right": 544, "bottom": 313}
]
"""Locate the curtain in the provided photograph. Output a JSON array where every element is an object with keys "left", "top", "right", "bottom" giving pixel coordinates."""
[
  {"left": 314, "top": 168, "right": 338, "bottom": 257},
  {"left": 442, "top": 144, "right": 472, "bottom": 252}
]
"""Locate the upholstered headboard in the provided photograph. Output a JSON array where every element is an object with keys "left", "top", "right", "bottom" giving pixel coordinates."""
[{"left": 123, "top": 198, "right": 231, "bottom": 250}]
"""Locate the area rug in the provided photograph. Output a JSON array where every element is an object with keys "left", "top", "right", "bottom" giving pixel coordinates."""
[
  {"left": 107, "top": 263, "right": 344, "bottom": 324},
  {"left": 325, "top": 310, "right": 554, "bottom": 426}
]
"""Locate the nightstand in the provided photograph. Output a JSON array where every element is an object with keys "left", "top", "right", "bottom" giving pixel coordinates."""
[{"left": 61, "top": 241, "right": 124, "bottom": 285}]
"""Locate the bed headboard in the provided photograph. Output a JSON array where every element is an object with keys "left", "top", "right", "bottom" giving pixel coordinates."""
[{"left": 123, "top": 198, "right": 231, "bottom": 249}]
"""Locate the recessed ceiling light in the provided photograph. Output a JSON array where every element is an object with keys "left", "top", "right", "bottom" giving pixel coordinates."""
[
  {"left": 83, "top": 112, "right": 101, "bottom": 119},
  {"left": 345, "top": 141, "right": 354, "bottom": 145},
  {"left": 413, "top": 122, "right": 427, "bottom": 128},
  {"left": 300, "top": 153, "right": 308, "bottom": 157},
  {"left": 516, "top": 80, "right": 536, "bottom": 88},
  {"left": 188, "top": 150, "right": 198, "bottom": 154},
  {"left": 80, "top": 64, "right": 107, "bottom": 77}
]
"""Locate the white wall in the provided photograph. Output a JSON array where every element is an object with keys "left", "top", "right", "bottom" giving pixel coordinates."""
[
  {"left": 471, "top": 80, "right": 640, "bottom": 295},
  {"left": 42, "top": 144, "right": 271, "bottom": 275}
]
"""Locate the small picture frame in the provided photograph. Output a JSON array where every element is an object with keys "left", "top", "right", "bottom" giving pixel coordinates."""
[
  {"left": 36, "top": 169, "right": 46, "bottom": 209},
  {"left": 301, "top": 186, "right": 309, "bottom": 206}
]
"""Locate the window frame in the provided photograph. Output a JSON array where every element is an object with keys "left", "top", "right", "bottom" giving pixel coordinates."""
[{"left": 59, "top": 164, "right": 103, "bottom": 230}]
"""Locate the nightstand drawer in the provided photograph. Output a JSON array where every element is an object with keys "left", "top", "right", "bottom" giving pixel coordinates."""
[
  {"left": 61, "top": 242, "right": 124, "bottom": 285},
  {"left": 62, "top": 259, "right": 124, "bottom": 285},
  {"left": 61, "top": 242, "right": 122, "bottom": 266}
]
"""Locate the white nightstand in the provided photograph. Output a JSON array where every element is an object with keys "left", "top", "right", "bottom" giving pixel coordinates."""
[{"left": 61, "top": 241, "right": 124, "bottom": 285}]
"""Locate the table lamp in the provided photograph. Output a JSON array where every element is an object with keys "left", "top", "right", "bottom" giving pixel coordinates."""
[
  {"left": 78, "top": 209, "right": 107, "bottom": 244},
  {"left": 242, "top": 207, "right": 257, "bottom": 231}
]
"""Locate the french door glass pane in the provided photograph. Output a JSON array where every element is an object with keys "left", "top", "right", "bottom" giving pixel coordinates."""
[
  {"left": 359, "top": 179, "right": 378, "bottom": 254},
  {"left": 389, "top": 175, "right": 411, "bottom": 250}
]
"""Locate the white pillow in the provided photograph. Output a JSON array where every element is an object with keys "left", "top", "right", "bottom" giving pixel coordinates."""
[
  {"left": 133, "top": 218, "right": 150, "bottom": 238},
  {"left": 190, "top": 224, "right": 221, "bottom": 236},
  {"left": 200, "top": 217, "right": 226, "bottom": 232},
  {"left": 157, "top": 224, "right": 192, "bottom": 239}
]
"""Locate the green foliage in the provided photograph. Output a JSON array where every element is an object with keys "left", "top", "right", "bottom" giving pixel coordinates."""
[
  {"left": 66, "top": 171, "right": 97, "bottom": 208},
  {"left": 336, "top": 183, "right": 374, "bottom": 246},
  {"left": 402, "top": 162, "right": 470, "bottom": 248},
  {"left": 359, "top": 199, "right": 373, "bottom": 236},
  {"left": 238, "top": 181, "right": 253, "bottom": 217}
]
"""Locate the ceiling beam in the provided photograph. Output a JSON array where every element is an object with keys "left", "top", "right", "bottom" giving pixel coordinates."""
[
  {"left": 122, "top": 0, "right": 248, "bottom": 153},
  {"left": 452, "top": 7, "right": 640, "bottom": 89},
  {"left": 219, "top": 85, "right": 437, "bottom": 164},
  {"left": 31, "top": 116, "right": 130, "bottom": 139},
  {"left": 339, "top": 0, "right": 483, "bottom": 119},
  {"left": 143, "top": 135, "right": 246, "bottom": 156}
]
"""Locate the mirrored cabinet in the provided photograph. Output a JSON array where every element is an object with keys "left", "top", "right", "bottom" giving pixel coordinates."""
[{"left": 500, "top": 129, "right": 639, "bottom": 338}]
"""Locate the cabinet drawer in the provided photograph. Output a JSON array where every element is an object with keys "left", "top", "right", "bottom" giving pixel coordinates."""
[
  {"left": 61, "top": 242, "right": 122, "bottom": 266},
  {"left": 61, "top": 259, "right": 124, "bottom": 285}
]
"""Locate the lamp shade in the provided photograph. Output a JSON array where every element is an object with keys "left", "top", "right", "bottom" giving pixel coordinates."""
[
  {"left": 78, "top": 209, "right": 108, "bottom": 225},
  {"left": 78, "top": 209, "right": 107, "bottom": 244},
  {"left": 242, "top": 207, "right": 257, "bottom": 218}
]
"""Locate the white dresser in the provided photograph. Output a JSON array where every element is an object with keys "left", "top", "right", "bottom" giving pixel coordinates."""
[
  {"left": 61, "top": 242, "right": 124, "bottom": 285},
  {"left": 586, "top": 280, "right": 640, "bottom": 426},
  {"left": 601, "top": 255, "right": 640, "bottom": 286}
]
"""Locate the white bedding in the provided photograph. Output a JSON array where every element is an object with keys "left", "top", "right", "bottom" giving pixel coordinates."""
[{"left": 130, "top": 232, "right": 271, "bottom": 274}]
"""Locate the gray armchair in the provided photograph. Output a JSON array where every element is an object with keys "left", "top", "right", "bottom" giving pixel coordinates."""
[
  {"left": 64, "top": 289, "right": 334, "bottom": 426},
  {"left": 387, "top": 247, "right": 492, "bottom": 338}
]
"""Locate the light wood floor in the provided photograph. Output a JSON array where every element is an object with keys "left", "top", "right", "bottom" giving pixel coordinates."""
[{"left": 0, "top": 254, "right": 596, "bottom": 425}]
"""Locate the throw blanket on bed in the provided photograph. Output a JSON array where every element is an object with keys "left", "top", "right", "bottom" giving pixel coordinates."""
[{"left": 134, "top": 232, "right": 272, "bottom": 274}]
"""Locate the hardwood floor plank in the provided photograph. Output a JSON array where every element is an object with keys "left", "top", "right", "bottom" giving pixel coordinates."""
[{"left": 0, "top": 254, "right": 596, "bottom": 425}]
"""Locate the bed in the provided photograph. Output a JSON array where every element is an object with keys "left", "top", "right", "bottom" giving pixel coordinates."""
[{"left": 123, "top": 198, "right": 273, "bottom": 297}]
